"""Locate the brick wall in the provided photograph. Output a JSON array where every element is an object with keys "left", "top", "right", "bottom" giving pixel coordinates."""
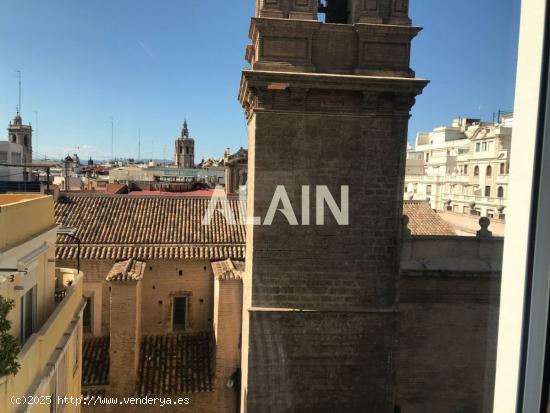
[
  {"left": 241, "top": 104, "right": 418, "bottom": 412},
  {"left": 397, "top": 236, "right": 503, "bottom": 412},
  {"left": 213, "top": 278, "right": 243, "bottom": 413},
  {"left": 59, "top": 259, "right": 214, "bottom": 336},
  {"left": 398, "top": 275, "right": 501, "bottom": 413},
  {"left": 109, "top": 279, "right": 141, "bottom": 396}
]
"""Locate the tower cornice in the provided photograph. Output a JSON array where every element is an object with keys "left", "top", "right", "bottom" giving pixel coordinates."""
[{"left": 239, "top": 70, "right": 428, "bottom": 120}]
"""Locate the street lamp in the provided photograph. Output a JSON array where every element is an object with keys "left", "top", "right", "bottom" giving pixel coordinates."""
[{"left": 57, "top": 226, "right": 81, "bottom": 273}]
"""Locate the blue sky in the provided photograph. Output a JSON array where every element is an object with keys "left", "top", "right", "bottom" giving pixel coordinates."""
[{"left": 0, "top": 0, "right": 520, "bottom": 161}]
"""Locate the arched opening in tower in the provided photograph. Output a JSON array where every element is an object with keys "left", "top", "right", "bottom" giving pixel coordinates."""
[{"left": 318, "top": 0, "right": 349, "bottom": 24}]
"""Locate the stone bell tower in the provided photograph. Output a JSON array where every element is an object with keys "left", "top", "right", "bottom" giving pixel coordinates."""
[
  {"left": 175, "top": 120, "right": 195, "bottom": 168},
  {"left": 239, "top": 0, "right": 428, "bottom": 412},
  {"left": 7, "top": 112, "right": 33, "bottom": 180}
]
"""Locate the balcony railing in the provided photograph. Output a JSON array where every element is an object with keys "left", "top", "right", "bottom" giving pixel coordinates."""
[{"left": 54, "top": 288, "right": 67, "bottom": 304}]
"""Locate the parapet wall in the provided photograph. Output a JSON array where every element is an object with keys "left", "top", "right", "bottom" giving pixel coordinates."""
[{"left": 398, "top": 234, "right": 503, "bottom": 413}]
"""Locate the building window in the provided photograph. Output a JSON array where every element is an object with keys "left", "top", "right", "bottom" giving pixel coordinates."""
[
  {"left": 487, "top": 209, "right": 495, "bottom": 218},
  {"left": 172, "top": 296, "right": 188, "bottom": 332},
  {"left": 11, "top": 134, "right": 16, "bottom": 143},
  {"left": 474, "top": 166, "right": 480, "bottom": 176},
  {"left": 186, "top": 147, "right": 190, "bottom": 155},
  {"left": 0, "top": 151, "right": 7, "bottom": 163},
  {"left": 476, "top": 142, "right": 481, "bottom": 152},
  {"left": 426, "top": 185, "right": 432, "bottom": 195},
  {"left": 413, "top": 183, "right": 418, "bottom": 193},
  {"left": 486, "top": 165, "right": 492, "bottom": 177},
  {"left": 426, "top": 153, "right": 430, "bottom": 162},
  {"left": 464, "top": 165, "right": 468, "bottom": 175},
  {"left": 497, "top": 186, "right": 504, "bottom": 198},
  {"left": 24, "top": 135, "right": 28, "bottom": 147},
  {"left": 482, "top": 142, "right": 488, "bottom": 151},
  {"left": 500, "top": 163, "right": 506, "bottom": 174},
  {"left": 20, "top": 286, "right": 37, "bottom": 345},
  {"left": 11, "top": 152, "right": 21, "bottom": 165},
  {"left": 485, "top": 186, "right": 491, "bottom": 197},
  {"left": 83, "top": 296, "right": 92, "bottom": 334}
]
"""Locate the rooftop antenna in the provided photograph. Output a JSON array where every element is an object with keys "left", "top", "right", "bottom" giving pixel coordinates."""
[
  {"left": 15, "top": 70, "right": 22, "bottom": 114},
  {"left": 34, "top": 110, "right": 38, "bottom": 148},
  {"left": 109, "top": 116, "right": 114, "bottom": 161},
  {"left": 138, "top": 129, "right": 141, "bottom": 161}
]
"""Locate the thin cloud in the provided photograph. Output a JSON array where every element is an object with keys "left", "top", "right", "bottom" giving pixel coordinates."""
[{"left": 138, "top": 41, "right": 154, "bottom": 58}]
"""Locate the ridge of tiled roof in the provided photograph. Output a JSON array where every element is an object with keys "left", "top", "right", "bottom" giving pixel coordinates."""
[
  {"left": 55, "top": 195, "right": 246, "bottom": 260},
  {"left": 56, "top": 195, "right": 455, "bottom": 262},
  {"left": 403, "top": 201, "right": 456, "bottom": 236}
]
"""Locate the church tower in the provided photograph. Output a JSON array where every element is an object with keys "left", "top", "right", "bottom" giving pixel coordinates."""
[
  {"left": 174, "top": 120, "right": 195, "bottom": 168},
  {"left": 7, "top": 112, "right": 32, "bottom": 180},
  {"left": 239, "top": 0, "right": 428, "bottom": 411}
]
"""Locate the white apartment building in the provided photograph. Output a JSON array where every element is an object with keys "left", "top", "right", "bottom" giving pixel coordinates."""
[
  {"left": 405, "top": 115, "right": 512, "bottom": 219},
  {"left": 0, "top": 141, "right": 24, "bottom": 182}
]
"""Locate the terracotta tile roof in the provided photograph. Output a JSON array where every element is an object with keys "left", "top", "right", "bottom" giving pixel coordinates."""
[
  {"left": 137, "top": 333, "right": 213, "bottom": 396},
  {"left": 106, "top": 259, "right": 146, "bottom": 282},
  {"left": 82, "top": 336, "right": 110, "bottom": 386},
  {"left": 403, "top": 201, "right": 456, "bottom": 236},
  {"left": 211, "top": 259, "right": 244, "bottom": 281},
  {"left": 128, "top": 189, "right": 216, "bottom": 197},
  {"left": 55, "top": 195, "right": 246, "bottom": 260},
  {"left": 105, "top": 183, "right": 128, "bottom": 194},
  {"left": 82, "top": 333, "right": 212, "bottom": 396}
]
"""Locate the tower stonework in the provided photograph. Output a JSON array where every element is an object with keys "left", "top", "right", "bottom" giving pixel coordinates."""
[
  {"left": 175, "top": 120, "right": 195, "bottom": 168},
  {"left": 7, "top": 112, "right": 32, "bottom": 180},
  {"left": 239, "top": 0, "right": 428, "bottom": 411}
]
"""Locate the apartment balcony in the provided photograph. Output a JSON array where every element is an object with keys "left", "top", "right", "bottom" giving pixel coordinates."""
[
  {"left": 0, "top": 269, "right": 84, "bottom": 413},
  {"left": 446, "top": 175, "right": 469, "bottom": 183},
  {"left": 54, "top": 267, "right": 78, "bottom": 304},
  {"left": 496, "top": 174, "right": 509, "bottom": 184},
  {"left": 405, "top": 175, "right": 446, "bottom": 183},
  {"left": 473, "top": 196, "right": 506, "bottom": 206}
]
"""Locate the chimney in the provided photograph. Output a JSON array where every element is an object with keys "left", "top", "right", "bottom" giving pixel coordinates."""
[
  {"left": 107, "top": 259, "right": 145, "bottom": 396},
  {"left": 212, "top": 259, "right": 244, "bottom": 412}
]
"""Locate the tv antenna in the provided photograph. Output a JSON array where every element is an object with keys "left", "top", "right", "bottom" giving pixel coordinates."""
[
  {"left": 109, "top": 116, "right": 114, "bottom": 161},
  {"left": 138, "top": 129, "right": 141, "bottom": 161},
  {"left": 15, "top": 70, "right": 22, "bottom": 114}
]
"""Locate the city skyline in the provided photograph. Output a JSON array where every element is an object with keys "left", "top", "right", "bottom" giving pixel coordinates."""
[{"left": 0, "top": 0, "right": 519, "bottom": 161}]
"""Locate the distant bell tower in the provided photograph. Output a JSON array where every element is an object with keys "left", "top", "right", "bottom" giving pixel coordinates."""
[
  {"left": 174, "top": 120, "right": 195, "bottom": 168},
  {"left": 239, "top": 0, "right": 428, "bottom": 411},
  {"left": 7, "top": 112, "right": 33, "bottom": 180}
]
